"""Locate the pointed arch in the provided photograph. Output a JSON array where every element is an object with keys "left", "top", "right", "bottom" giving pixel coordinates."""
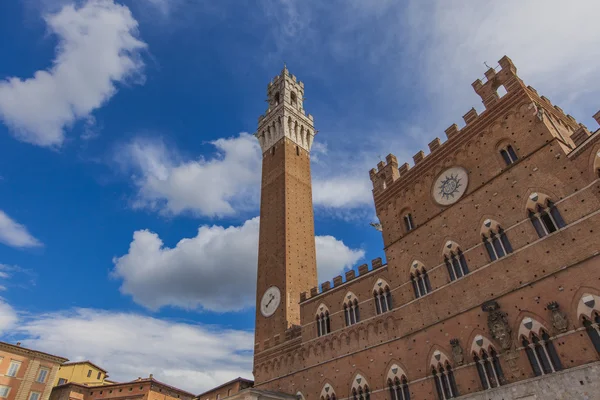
[
  {"left": 526, "top": 192, "right": 566, "bottom": 237},
  {"left": 577, "top": 293, "right": 600, "bottom": 320},
  {"left": 518, "top": 316, "right": 562, "bottom": 376},
  {"left": 429, "top": 349, "right": 458, "bottom": 399},
  {"left": 349, "top": 372, "right": 370, "bottom": 400},
  {"left": 315, "top": 304, "right": 331, "bottom": 337},
  {"left": 442, "top": 240, "right": 469, "bottom": 281},
  {"left": 319, "top": 382, "right": 336, "bottom": 400},
  {"left": 372, "top": 278, "right": 392, "bottom": 315},
  {"left": 385, "top": 361, "right": 411, "bottom": 400},
  {"left": 480, "top": 218, "right": 512, "bottom": 261},
  {"left": 577, "top": 293, "right": 600, "bottom": 355},
  {"left": 470, "top": 334, "right": 505, "bottom": 390},
  {"left": 343, "top": 292, "right": 360, "bottom": 326},
  {"left": 410, "top": 260, "right": 431, "bottom": 298}
]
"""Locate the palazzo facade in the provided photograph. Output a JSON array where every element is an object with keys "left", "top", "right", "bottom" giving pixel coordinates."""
[{"left": 249, "top": 57, "right": 600, "bottom": 400}]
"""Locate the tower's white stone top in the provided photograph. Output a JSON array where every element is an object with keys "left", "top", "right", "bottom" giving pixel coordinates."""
[{"left": 255, "top": 66, "right": 316, "bottom": 153}]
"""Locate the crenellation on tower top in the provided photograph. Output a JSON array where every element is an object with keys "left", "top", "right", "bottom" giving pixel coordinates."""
[
  {"left": 463, "top": 107, "right": 478, "bottom": 125},
  {"left": 445, "top": 123, "right": 459, "bottom": 139},
  {"left": 472, "top": 55, "right": 524, "bottom": 109}
]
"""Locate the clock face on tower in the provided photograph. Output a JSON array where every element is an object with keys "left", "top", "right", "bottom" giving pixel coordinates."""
[{"left": 260, "top": 286, "right": 281, "bottom": 317}]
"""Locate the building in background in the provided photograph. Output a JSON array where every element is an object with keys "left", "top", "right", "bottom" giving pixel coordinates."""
[
  {"left": 195, "top": 378, "right": 253, "bottom": 400},
  {"left": 51, "top": 375, "right": 194, "bottom": 400},
  {"left": 0, "top": 341, "right": 68, "bottom": 400},
  {"left": 245, "top": 57, "right": 600, "bottom": 399},
  {"left": 54, "top": 361, "right": 111, "bottom": 387}
]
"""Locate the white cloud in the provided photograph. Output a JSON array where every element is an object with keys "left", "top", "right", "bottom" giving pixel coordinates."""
[
  {"left": 315, "top": 235, "right": 364, "bottom": 282},
  {"left": 14, "top": 308, "right": 253, "bottom": 393},
  {"left": 112, "top": 217, "right": 363, "bottom": 312},
  {"left": 406, "top": 0, "right": 600, "bottom": 129},
  {"left": 0, "top": 301, "right": 17, "bottom": 335},
  {"left": 119, "top": 134, "right": 262, "bottom": 217},
  {"left": 0, "top": 0, "right": 146, "bottom": 147},
  {"left": 0, "top": 211, "right": 42, "bottom": 248},
  {"left": 119, "top": 133, "right": 376, "bottom": 218}
]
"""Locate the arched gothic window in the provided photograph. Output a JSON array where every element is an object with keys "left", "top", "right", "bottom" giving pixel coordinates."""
[
  {"left": 410, "top": 262, "right": 431, "bottom": 299},
  {"left": 373, "top": 279, "right": 393, "bottom": 315},
  {"left": 579, "top": 294, "right": 600, "bottom": 354},
  {"left": 443, "top": 241, "right": 469, "bottom": 281},
  {"left": 343, "top": 293, "right": 360, "bottom": 326},
  {"left": 522, "top": 330, "right": 562, "bottom": 376},
  {"left": 316, "top": 305, "right": 331, "bottom": 337},
  {"left": 320, "top": 384, "right": 335, "bottom": 400},
  {"left": 527, "top": 193, "right": 566, "bottom": 238},
  {"left": 473, "top": 349, "right": 504, "bottom": 389},
  {"left": 583, "top": 312, "right": 600, "bottom": 354},
  {"left": 481, "top": 220, "right": 512, "bottom": 261},
  {"left": 351, "top": 374, "right": 370, "bottom": 400},
  {"left": 387, "top": 365, "right": 410, "bottom": 400},
  {"left": 432, "top": 362, "right": 458, "bottom": 399},
  {"left": 499, "top": 144, "right": 518, "bottom": 166}
]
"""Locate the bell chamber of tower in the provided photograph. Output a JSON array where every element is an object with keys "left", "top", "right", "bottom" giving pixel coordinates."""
[{"left": 255, "top": 65, "right": 316, "bottom": 153}]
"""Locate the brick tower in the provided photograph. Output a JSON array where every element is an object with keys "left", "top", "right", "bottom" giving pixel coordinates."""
[{"left": 253, "top": 66, "right": 318, "bottom": 353}]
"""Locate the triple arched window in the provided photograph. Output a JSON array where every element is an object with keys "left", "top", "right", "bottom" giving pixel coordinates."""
[
  {"left": 526, "top": 193, "right": 566, "bottom": 238},
  {"left": 343, "top": 293, "right": 360, "bottom": 326},
  {"left": 578, "top": 294, "right": 600, "bottom": 355},
  {"left": 443, "top": 241, "right": 469, "bottom": 281},
  {"left": 431, "top": 360, "right": 458, "bottom": 399},
  {"left": 410, "top": 262, "right": 431, "bottom": 299},
  {"left": 316, "top": 305, "right": 331, "bottom": 337},
  {"left": 387, "top": 365, "right": 410, "bottom": 400},
  {"left": 319, "top": 384, "right": 336, "bottom": 400},
  {"left": 481, "top": 219, "right": 512, "bottom": 261},
  {"left": 519, "top": 318, "right": 562, "bottom": 376},
  {"left": 471, "top": 336, "right": 504, "bottom": 390},
  {"left": 374, "top": 280, "right": 393, "bottom": 315}
]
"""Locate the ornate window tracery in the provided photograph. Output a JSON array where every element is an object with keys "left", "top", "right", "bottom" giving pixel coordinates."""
[
  {"left": 373, "top": 279, "right": 393, "bottom": 315},
  {"left": 470, "top": 335, "right": 504, "bottom": 390},
  {"left": 481, "top": 219, "right": 512, "bottom": 261},
  {"left": 316, "top": 304, "right": 331, "bottom": 337},
  {"left": 343, "top": 292, "right": 360, "bottom": 326},
  {"left": 387, "top": 365, "right": 410, "bottom": 400},
  {"left": 443, "top": 241, "right": 469, "bottom": 281},
  {"left": 519, "top": 318, "right": 562, "bottom": 376},
  {"left": 410, "top": 261, "right": 431, "bottom": 298},
  {"left": 526, "top": 193, "right": 566, "bottom": 238}
]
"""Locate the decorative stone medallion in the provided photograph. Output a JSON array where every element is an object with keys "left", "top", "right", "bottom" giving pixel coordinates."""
[{"left": 432, "top": 167, "right": 469, "bottom": 206}]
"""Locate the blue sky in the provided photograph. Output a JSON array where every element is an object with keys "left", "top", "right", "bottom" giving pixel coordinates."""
[{"left": 0, "top": 0, "right": 598, "bottom": 393}]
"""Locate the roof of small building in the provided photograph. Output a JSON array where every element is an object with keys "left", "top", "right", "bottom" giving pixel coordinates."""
[
  {"left": 60, "top": 360, "right": 108, "bottom": 373},
  {"left": 54, "top": 376, "right": 195, "bottom": 398},
  {"left": 196, "top": 377, "right": 254, "bottom": 399},
  {"left": 0, "top": 340, "right": 69, "bottom": 364}
]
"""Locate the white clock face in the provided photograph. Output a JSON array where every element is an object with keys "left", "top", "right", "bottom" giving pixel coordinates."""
[{"left": 260, "top": 286, "right": 281, "bottom": 317}]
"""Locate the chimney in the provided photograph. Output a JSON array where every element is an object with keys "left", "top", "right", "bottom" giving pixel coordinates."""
[
  {"left": 149, "top": 374, "right": 153, "bottom": 380},
  {"left": 16, "top": 342, "right": 21, "bottom": 346}
]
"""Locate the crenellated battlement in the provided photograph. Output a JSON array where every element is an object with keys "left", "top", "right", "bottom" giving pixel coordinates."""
[
  {"left": 369, "top": 55, "right": 596, "bottom": 196},
  {"left": 300, "top": 257, "right": 385, "bottom": 303}
]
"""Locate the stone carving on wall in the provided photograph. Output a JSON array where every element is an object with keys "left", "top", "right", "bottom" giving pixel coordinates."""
[
  {"left": 432, "top": 167, "right": 469, "bottom": 206},
  {"left": 449, "top": 339, "right": 464, "bottom": 366},
  {"left": 482, "top": 301, "right": 512, "bottom": 350},
  {"left": 548, "top": 301, "right": 568, "bottom": 333}
]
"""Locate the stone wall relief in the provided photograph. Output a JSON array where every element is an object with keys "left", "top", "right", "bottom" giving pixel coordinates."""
[{"left": 482, "top": 300, "right": 512, "bottom": 350}]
